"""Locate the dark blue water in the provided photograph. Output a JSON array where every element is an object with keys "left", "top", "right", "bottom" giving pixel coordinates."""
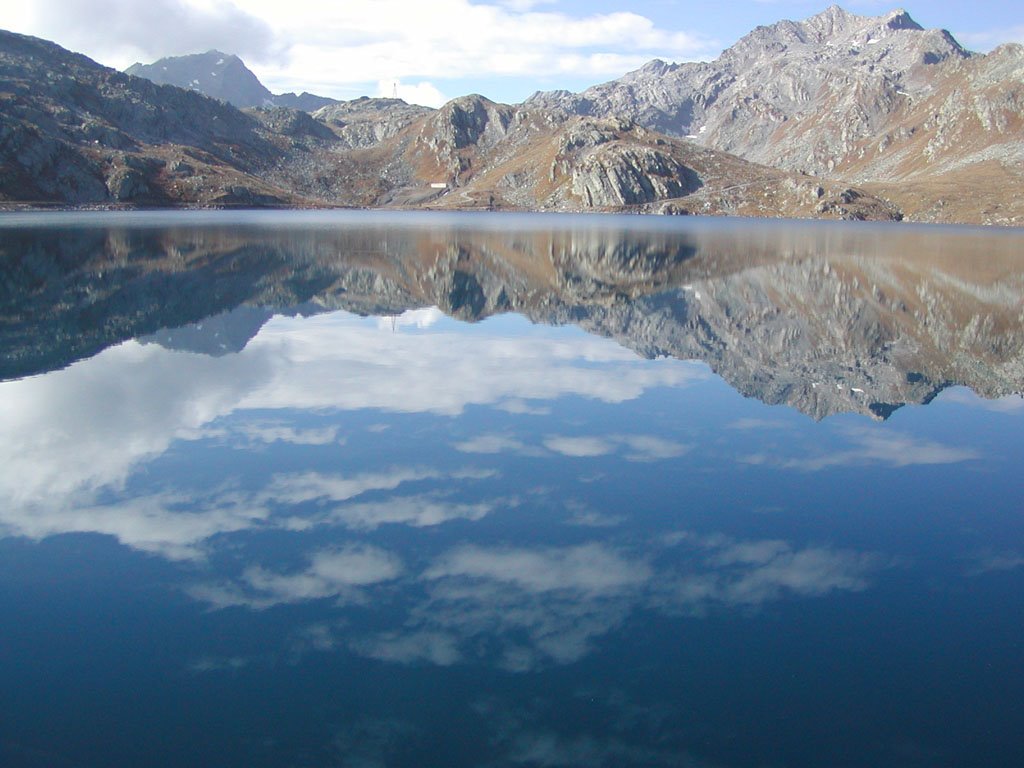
[{"left": 1, "top": 211, "right": 1022, "bottom": 767}]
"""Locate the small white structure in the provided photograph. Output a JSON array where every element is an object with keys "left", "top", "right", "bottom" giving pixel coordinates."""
[{"left": 429, "top": 182, "right": 448, "bottom": 189}]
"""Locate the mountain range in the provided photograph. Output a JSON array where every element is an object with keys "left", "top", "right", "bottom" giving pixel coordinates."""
[{"left": 2, "top": 6, "right": 1023, "bottom": 224}]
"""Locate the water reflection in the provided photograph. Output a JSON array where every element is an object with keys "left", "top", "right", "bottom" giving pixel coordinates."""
[
  {"left": 3, "top": 211, "right": 1022, "bottom": 418},
  {"left": 1, "top": 212, "right": 1023, "bottom": 768}
]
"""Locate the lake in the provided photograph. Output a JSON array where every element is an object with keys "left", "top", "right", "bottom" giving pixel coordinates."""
[{"left": 1, "top": 210, "right": 1023, "bottom": 767}]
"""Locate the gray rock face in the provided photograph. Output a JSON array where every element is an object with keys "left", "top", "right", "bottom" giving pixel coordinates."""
[
  {"left": 526, "top": 6, "right": 974, "bottom": 177},
  {"left": 426, "top": 95, "right": 516, "bottom": 151},
  {"left": 125, "top": 51, "right": 338, "bottom": 112},
  {"left": 570, "top": 144, "right": 701, "bottom": 207}
]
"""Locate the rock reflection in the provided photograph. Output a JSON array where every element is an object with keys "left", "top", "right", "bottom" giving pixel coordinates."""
[{"left": 3, "top": 211, "right": 1022, "bottom": 418}]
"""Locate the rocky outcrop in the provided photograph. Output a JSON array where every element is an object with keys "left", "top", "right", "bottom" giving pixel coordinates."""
[{"left": 570, "top": 144, "right": 700, "bottom": 207}]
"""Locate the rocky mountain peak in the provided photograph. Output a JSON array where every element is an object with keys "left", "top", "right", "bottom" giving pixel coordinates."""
[
  {"left": 884, "top": 8, "right": 923, "bottom": 30},
  {"left": 526, "top": 5, "right": 988, "bottom": 183},
  {"left": 800, "top": 6, "right": 922, "bottom": 38},
  {"left": 125, "top": 50, "right": 337, "bottom": 112},
  {"left": 803, "top": 5, "right": 857, "bottom": 37},
  {"left": 126, "top": 50, "right": 273, "bottom": 108}
]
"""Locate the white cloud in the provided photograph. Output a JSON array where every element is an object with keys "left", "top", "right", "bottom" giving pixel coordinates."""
[
  {"left": 8, "top": 0, "right": 718, "bottom": 100},
  {"left": 234, "top": 423, "right": 343, "bottom": 445},
  {"left": 188, "top": 531, "right": 884, "bottom": 669},
  {"left": 0, "top": 309, "right": 697, "bottom": 560},
  {"left": 542, "top": 433, "right": 690, "bottom": 460},
  {"left": 657, "top": 533, "right": 883, "bottom": 611},
  {"left": 497, "top": 399, "right": 551, "bottom": 416},
  {"left": 247, "top": 1, "right": 716, "bottom": 88},
  {"left": 373, "top": 534, "right": 884, "bottom": 670},
  {"left": 242, "top": 312, "right": 698, "bottom": 416},
  {"left": 262, "top": 468, "right": 440, "bottom": 506},
  {"left": 9, "top": 490, "right": 271, "bottom": 561},
  {"left": 193, "top": 544, "right": 403, "bottom": 609},
  {"left": 543, "top": 435, "right": 616, "bottom": 457},
  {"left": 350, "top": 631, "right": 461, "bottom": 666},
  {"left": 617, "top": 434, "right": 690, "bottom": 462},
  {"left": 453, "top": 434, "right": 536, "bottom": 455},
  {"left": 331, "top": 495, "right": 497, "bottom": 530},
  {"left": 966, "top": 551, "right": 1024, "bottom": 576},
  {"left": 23, "top": 0, "right": 277, "bottom": 65},
  {"left": 375, "top": 307, "right": 446, "bottom": 331},
  {"left": 741, "top": 426, "right": 980, "bottom": 472},
  {"left": 425, "top": 543, "right": 652, "bottom": 594},
  {"left": 0, "top": 341, "right": 267, "bottom": 512},
  {"left": 565, "top": 504, "right": 625, "bottom": 528}
]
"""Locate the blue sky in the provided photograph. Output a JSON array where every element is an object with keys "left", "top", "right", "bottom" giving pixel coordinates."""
[{"left": 4, "top": 1, "right": 1023, "bottom": 106}]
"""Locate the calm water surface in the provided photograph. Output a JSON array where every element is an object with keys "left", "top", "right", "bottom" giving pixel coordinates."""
[{"left": 1, "top": 211, "right": 1023, "bottom": 767}]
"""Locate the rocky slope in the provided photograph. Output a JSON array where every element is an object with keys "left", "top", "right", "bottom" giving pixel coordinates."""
[
  {"left": 125, "top": 50, "right": 337, "bottom": 111},
  {"left": 527, "top": 6, "right": 1024, "bottom": 225},
  {"left": 4, "top": 217, "right": 1021, "bottom": 418},
  {"left": 309, "top": 93, "right": 901, "bottom": 218},
  {"left": 0, "top": 30, "right": 326, "bottom": 206}
]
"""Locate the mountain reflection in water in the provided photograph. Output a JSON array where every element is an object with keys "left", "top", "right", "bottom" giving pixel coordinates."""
[
  {"left": 3, "top": 210, "right": 1023, "bottom": 417},
  {"left": 1, "top": 211, "right": 1023, "bottom": 768}
]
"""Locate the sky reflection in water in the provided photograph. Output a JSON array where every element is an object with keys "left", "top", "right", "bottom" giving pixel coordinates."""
[{"left": 1, "top": 212, "right": 1023, "bottom": 768}]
